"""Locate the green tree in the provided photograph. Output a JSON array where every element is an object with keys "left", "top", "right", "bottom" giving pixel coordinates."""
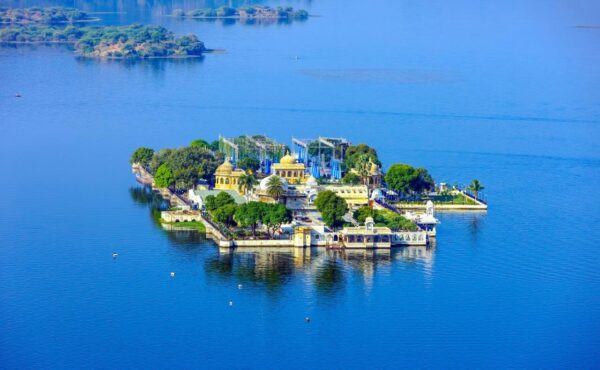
[
  {"left": 215, "top": 191, "right": 235, "bottom": 208},
  {"left": 154, "top": 163, "right": 174, "bottom": 189},
  {"left": 262, "top": 203, "right": 291, "bottom": 237},
  {"left": 238, "top": 157, "right": 261, "bottom": 173},
  {"left": 344, "top": 144, "right": 380, "bottom": 170},
  {"left": 342, "top": 172, "right": 361, "bottom": 185},
  {"left": 234, "top": 202, "right": 265, "bottom": 236},
  {"left": 210, "top": 140, "right": 220, "bottom": 152},
  {"left": 353, "top": 206, "right": 379, "bottom": 224},
  {"left": 354, "top": 154, "right": 372, "bottom": 186},
  {"left": 190, "top": 139, "right": 211, "bottom": 149},
  {"left": 238, "top": 173, "right": 257, "bottom": 196},
  {"left": 385, "top": 214, "right": 418, "bottom": 231},
  {"left": 149, "top": 146, "right": 219, "bottom": 190},
  {"left": 385, "top": 164, "right": 434, "bottom": 196},
  {"left": 266, "top": 176, "right": 286, "bottom": 200},
  {"left": 467, "top": 179, "right": 485, "bottom": 199},
  {"left": 204, "top": 195, "right": 218, "bottom": 211},
  {"left": 314, "top": 190, "right": 348, "bottom": 228},
  {"left": 130, "top": 147, "right": 154, "bottom": 167},
  {"left": 211, "top": 203, "right": 237, "bottom": 227}
]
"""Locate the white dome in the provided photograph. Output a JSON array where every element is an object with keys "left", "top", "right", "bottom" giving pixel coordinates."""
[
  {"left": 370, "top": 189, "right": 384, "bottom": 200},
  {"left": 259, "top": 175, "right": 288, "bottom": 191},
  {"left": 306, "top": 175, "right": 318, "bottom": 187}
]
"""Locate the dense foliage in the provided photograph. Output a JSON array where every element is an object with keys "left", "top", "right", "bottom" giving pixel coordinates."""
[
  {"left": 341, "top": 172, "right": 361, "bottom": 185},
  {"left": 154, "top": 163, "right": 174, "bottom": 188},
  {"left": 149, "top": 146, "right": 221, "bottom": 190},
  {"left": 0, "top": 24, "right": 205, "bottom": 59},
  {"left": 204, "top": 192, "right": 235, "bottom": 212},
  {"left": 130, "top": 147, "right": 154, "bottom": 167},
  {"left": 173, "top": 6, "right": 308, "bottom": 19},
  {"left": 234, "top": 201, "right": 291, "bottom": 237},
  {"left": 384, "top": 164, "right": 434, "bottom": 196},
  {"left": 0, "top": 7, "right": 94, "bottom": 24},
  {"left": 343, "top": 144, "right": 381, "bottom": 170},
  {"left": 234, "top": 202, "right": 264, "bottom": 236},
  {"left": 353, "top": 206, "right": 417, "bottom": 231},
  {"left": 211, "top": 203, "right": 237, "bottom": 227},
  {"left": 314, "top": 190, "right": 348, "bottom": 228},
  {"left": 237, "top": 157, "right": 260, "bottom": 173},
  {"left": 190, "top": 139, "right": 211, "bottom": 149}
]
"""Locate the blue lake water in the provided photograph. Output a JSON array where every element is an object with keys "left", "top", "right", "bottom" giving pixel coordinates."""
[{"left": 1, "top": 0, "right": 600, "bottom": 368}]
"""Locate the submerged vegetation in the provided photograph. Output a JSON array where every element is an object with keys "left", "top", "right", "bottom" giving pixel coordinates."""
[
  {"left": 173, "top": 6, "right": 309, "bottom": 20},
  {"left": 0, "top": 7, "right": 97, "bottom": 24},
  {"left": 0, "top": 24, "right": 206, "bottom": 58}
]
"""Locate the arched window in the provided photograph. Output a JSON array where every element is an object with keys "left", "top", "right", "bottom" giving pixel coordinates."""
[{"left": 225, "top": 178, "right": 230, "bottom": 185}]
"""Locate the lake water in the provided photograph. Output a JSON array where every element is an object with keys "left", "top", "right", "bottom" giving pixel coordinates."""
[{"left": 1, "top": 0, "right": 600, "bottom": 368}]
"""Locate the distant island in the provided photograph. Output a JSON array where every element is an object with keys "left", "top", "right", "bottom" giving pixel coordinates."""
[
  {"left": 0, "top": 24, "right": 205, "bottom": 58},
  {"left": 0, "top": 7, "right": 98, "bottom": 25},
  {"left": 172, "top": 6, "right": 309, "bottom": 21}
]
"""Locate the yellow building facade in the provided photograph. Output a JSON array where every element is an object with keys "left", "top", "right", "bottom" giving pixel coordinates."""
[
  {"left": 323, "top": 185, "right": 370, "bottom": 208},
  {"left": 215, "top": 159, "right": 247, "bottom": 195},
  {"left": 271, "top": 153, "right": 306, "bottom": 184}
]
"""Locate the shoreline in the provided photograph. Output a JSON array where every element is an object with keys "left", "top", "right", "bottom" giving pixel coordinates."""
[
  {"left": 0, "top": 17, "right": 101, "bottom": 25},
  {"left": 167, "top": 15, "right": 310, "bottom": 20},
  {"left": 0, "top": 41, "right": 210, "bottom": 59}
]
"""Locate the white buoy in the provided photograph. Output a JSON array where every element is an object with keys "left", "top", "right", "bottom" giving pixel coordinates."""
[
  {"left": 229, "top": 300, "right": 233, "bottom": 306},
  {"left": 170, "top": 272, "right": 176, "bottom": 277}
]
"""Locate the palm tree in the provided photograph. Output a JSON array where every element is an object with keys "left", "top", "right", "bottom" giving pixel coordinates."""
[
  {"left": 266, "top": 175, "right": 286, "bottom": 201},
  {"left": 467, "top": 179, "right": 484, "bottom": 199},
  {"left": 354, "top": 154, "right": 371, "bottom": 186},
  {"left": 238, "top": 173, "right": 257, "bottom": 197}
]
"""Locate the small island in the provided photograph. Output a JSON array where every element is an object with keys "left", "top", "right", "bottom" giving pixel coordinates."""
[
  {"left": 0, "top": 24, "right": 205, "bottom": 58},
  {"left": 131, "top": 135, "right": 487, "bottom": 249},
  {"left": 0, "top": 7, "right": 98, "bottom": 25},
  {"left": 172, "top": 6, "right": 309, "bottom": 21}
]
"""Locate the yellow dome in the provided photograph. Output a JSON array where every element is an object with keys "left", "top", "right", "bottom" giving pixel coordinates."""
[
  {"left": 279, "top": 153, "right": 297, "bottom": 165},
  {"left": 216, "top": 158, "right": 234, "bottom": 173}
]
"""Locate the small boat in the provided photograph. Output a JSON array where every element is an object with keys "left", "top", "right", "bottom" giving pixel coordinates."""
[{"left": 15, "top": 93, "right": 22, "bottom": 98}]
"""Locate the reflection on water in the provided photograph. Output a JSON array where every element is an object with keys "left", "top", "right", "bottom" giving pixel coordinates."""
[
  {"left": 185, "top": 16, "right": 304, "bottom": 27},
  {"left": 0, "top": 0, "right": 282, "bottom": 16},
  {"left": 75, "top": 54, "right": 204, "bottom": 75},
  {"left": 130, "top": 185, "right": 436, "bottom": 294},
  {"left": 205, "top": 246, "right": 436, "bottom": 296},
  {"left": 129, "top": 187, "right": 435, "bottom": 295}
]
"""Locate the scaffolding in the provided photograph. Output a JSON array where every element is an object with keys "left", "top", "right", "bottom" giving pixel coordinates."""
[
  {"left": 218, "top": 135, "right": 287, "bottom": 174},
  {"left": 291, "top": 136, "right": 350, "bottom": 179}
]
